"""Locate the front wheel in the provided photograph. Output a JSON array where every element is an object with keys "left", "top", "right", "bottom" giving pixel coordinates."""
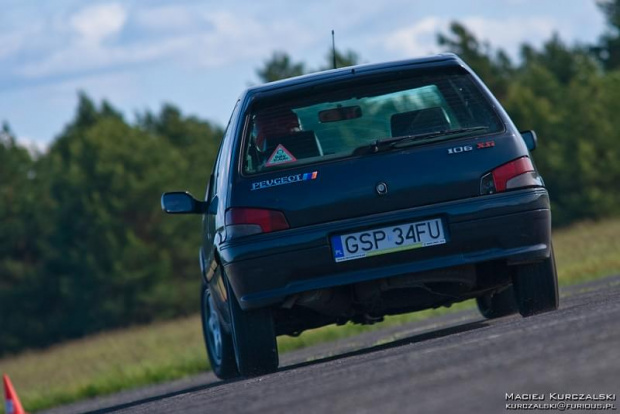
[
  {"left": 201, "top": 283, "right": 238, "bottom": 379},
  {"left": 226, "top": 275, "right": 279, "bottom": 377},
  {"left": 512, "top": 247, "right": 560, "bottom": 317}
]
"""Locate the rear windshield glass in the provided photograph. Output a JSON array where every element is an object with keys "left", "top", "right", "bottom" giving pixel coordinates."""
[{"left": 243, "top": 69, "right": 503, "bottom": 174}]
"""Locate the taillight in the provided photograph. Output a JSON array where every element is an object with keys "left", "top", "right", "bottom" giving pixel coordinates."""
[
  {"left": 225, "top": 208, "right": 289, "bottom": 238},
  {"left": 480, "top": 157, "right": 543, "bottom": 195}
]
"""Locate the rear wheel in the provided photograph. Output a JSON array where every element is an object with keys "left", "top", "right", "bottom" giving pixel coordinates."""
[
  {"left": 226, "top": 275, "right": 279, "bottom": 377},
  {"left": 201, "top": 282, "right": 238, "bottom": 379},
  {"left": 512, "top": 247, "right": 559, "bottom": 317},
  {"left": 476, "top": 285, "right": 519, "bottom": 319}
]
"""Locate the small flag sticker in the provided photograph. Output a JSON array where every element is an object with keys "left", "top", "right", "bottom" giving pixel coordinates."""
[
  {"left": 266, "top": 144, "right": 297, "bottom": 166},
  {"left": 302, "top": 171, "right": 318, "bottom": 180}
]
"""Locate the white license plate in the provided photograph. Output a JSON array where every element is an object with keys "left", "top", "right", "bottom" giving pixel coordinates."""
[{"left": 331, "top": 218, "right": 446, "bottom": 263}]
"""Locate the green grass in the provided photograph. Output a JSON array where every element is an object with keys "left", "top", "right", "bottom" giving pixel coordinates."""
[
  {"left": 552, "top": 219, "right": 620, "bottom": 284},
  {"left": 1, "top": 218, "right": 619, "bottom": 413},
  {"left": 0, "top": 317, "right": 209, "bottom": 412}
]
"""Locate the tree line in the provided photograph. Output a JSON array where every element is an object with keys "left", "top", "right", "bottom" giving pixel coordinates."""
[
  {"left": 1, "top": 99, "right": 222, "bottom": 355},
  {"left": 2, "top": 2, "right": 620, "bottom": 355}
]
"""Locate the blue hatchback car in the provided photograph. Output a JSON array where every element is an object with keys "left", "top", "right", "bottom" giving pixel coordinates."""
[{"left": 162, "top": 53, "right": 559, "bottom": 378}]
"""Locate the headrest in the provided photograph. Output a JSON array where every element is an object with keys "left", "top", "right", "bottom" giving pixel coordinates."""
[
  {"left": 391, "top": 107, "right": 450, "bottom": 137},
  {"left": 255, "top": 109, "right": 300, "bottom": 150}
]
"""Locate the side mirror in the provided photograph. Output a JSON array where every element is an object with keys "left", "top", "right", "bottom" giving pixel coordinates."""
[
  {"left": 520, "top": 130, "right": 537, "bottom": 151},
  {"left": 161, "top": 192, "right": 206, "bottom": 214}
]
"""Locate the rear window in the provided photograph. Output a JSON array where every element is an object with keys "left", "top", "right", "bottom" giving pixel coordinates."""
[{"left": 243, "top": 70, "right": 503, "bottom": 174}]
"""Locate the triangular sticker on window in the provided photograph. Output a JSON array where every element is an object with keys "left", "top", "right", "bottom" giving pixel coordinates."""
[{"left": 266, "top": 144, "right": 297, "bottom": 166}]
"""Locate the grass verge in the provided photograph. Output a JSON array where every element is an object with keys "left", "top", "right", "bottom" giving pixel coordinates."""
[{"left": 1, "top": 218, "right": 619, "bottom": 412}]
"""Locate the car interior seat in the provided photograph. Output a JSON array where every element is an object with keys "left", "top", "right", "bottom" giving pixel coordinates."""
[{"left": 390, "top": 107, "right": 450, "bottom": 137}]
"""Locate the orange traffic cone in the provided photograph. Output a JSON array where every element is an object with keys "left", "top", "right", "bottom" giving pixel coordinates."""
[{"left": 3, "top": 374, "right": 27, "bottom": 414}]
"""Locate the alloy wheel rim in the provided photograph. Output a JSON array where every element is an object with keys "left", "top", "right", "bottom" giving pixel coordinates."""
[{"left": 205, "top": 290, "right": 223, "bottom": 364}]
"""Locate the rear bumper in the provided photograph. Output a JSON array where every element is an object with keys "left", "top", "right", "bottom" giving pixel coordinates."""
[{"left": 220, "top": 188, "right": 551, "bottom": 310}]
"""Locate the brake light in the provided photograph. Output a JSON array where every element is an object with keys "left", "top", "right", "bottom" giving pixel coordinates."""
[
  {"left": 225, "top": 208, "right": 289, "bottom": 238},
  {"left": 480, "top": 157, "right": 543, "bottom": 194}
]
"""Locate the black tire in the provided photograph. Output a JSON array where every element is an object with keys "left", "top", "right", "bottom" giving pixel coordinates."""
[
  {"left": 512, "top": 247, "right": 560, "bottom": 317},
  {"left": 476, "top": 285, "right": 519, "bottom": 319},
  {"left": 226, "top": 275, "right": 279, "bottom": 377},
  {"left": 201, "top": 282, "right": 238, "bottom": 379}
]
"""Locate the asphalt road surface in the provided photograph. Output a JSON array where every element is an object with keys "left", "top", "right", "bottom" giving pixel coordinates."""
[{"left": 44, "top": 275, "right": 620, "bottom": 414}]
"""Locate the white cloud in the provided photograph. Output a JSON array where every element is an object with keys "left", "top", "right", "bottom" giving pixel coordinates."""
[
  {"left": 0, "top": 25, "right": 43, "bottom": 60},
  {"left": 381, "top": 15, "right": 559, "bottom": 61},
  {"left": 19, "top": 137, "right": 49, "bottom": 155},
  {"left": 14, "top": 6, "right": 314, "bottom": 78},
  {"left": 460, "top": 16, "right": 557, "bottom": 57},
  {"left": 70, "top": 3, "right": 127, "bottom": 45},
  {"left": 381, "top": 17, "right": 447, "bottom": 58},
  {"left": 19, "top": 41, "right": 167, "bottom": 78},
  {"left": 134, "top": 6, "right": 199, "bottom": 32},
  {"left": 193, "top": 11, "right": 315, "bottom": 67},
  {"left": 16, "top": 3, "right": 132, "bottom": 77}
]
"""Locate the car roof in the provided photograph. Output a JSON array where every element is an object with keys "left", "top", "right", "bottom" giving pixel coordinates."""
[{"left": 245, "top": 53, "right": 467, "bottom": 97}]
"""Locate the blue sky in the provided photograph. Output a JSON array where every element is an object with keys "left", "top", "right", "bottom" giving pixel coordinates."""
[{"left": 0, "top": 0, "right": 607, "bottom": 150}]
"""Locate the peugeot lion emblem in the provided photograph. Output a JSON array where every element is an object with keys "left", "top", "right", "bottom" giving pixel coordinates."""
[{"left": 376, "top": 182, "right": 388, "bottom": 195}]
